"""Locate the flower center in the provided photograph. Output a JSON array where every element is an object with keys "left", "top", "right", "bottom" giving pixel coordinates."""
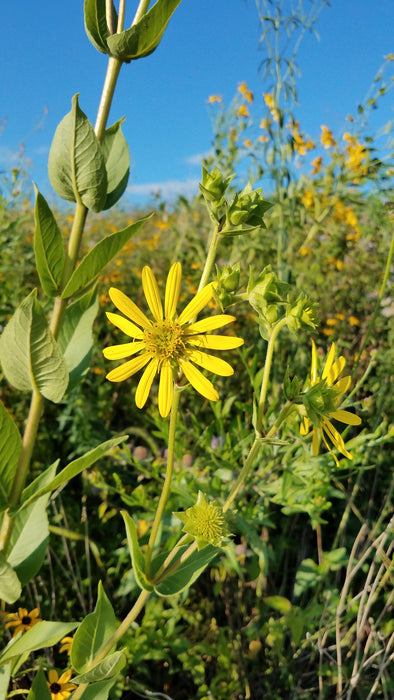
[
  {"left": 21, "top": 616, "right": 31, "bottom": 626},
  {"left": 50, "top": 683, "right": 61, "bottom": 693},
  {"left": 192, "top": 503, "right": 224, "bottom": 545},
  {"left": 143, "top": 320, "right": 186, "bottom": 361}
]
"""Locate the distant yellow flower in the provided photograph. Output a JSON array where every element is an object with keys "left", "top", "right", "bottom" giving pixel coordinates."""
[
  {"left": 323, "top": 327, "right": 335, "bottom": 336},
  {"left": 300, "top": 341, "right": 362, "bottom": 465},
  {"left": 258, "top": 135, "right": 269, "bottom": 143},
  {"left": 207, "top": 95, "right": 222, "bottom": 104},
  {"left": 243, "top": 138, "right": 253, "bottom": 148},
  {"left": 321, "top": 125, "right": 336, "bottom": 149},
  {"left": 326, "top": 318, "right": 338, "bottom": 326},
  {"left": 335, "top": 312, "right": 346, "bottom": 321},
  {"left": 47, "top": 669, "right": 77, "bottom": 700},
  {"left": 263, "top": 92, "right": 275, "bottom": 110},
  {"left": 302, "top": 190, "right": 314, "bottom": 209},
  {"left": 238, "top": 81, "right": 254, "bottom": 103},
  {"left": 154, "top": 220, "right": 169, "bottom": 231},
  {"left": 384, "top": 53, "right": 394, "bottom": 61},
  {"left": 349, "top": 316, "right": 360, "bottom": 326},
  {"left": 238, "top": 105, "right": 250, "bottom": 118},
  {"left": 311, "top": 155, "right": 322, "bottom": 174},
  {"left": 5, "top": 608, "right": 42, "bottom": 637},
  {"left": 291, "top": 122, "right": 314, "bottom": 155},
  {"left": 299, "top": 245, "right": 312, "bottom": 257},
  {"left": 104, "top": 263, "right": 244, "bottom": 417}
]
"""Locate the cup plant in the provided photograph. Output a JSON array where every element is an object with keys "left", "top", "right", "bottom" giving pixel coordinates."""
[{"left": 0, "top": 1, "right": 366, "bottom": 698}]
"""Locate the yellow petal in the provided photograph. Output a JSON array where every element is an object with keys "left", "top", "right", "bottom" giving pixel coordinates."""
[
  {"left": 322, "top": 419, "right": 352, "bottom": 458},
  {"left": 321, "top": 342, "right": 336, "bottom": 381},
  {"left": 300, "top": 417, "right": 310, "bottom": 436},
  {"left": 329, "top": 409, "right": 362, "bottom": 425},
  {"left": 158, "top": 361, "right": 174, "bottom": 417},
  {"left": 135, "top": 358, "right": 159, "bottom": 408},
  {"left": 312, "top": 426, "right": 320, "bottom": 455},
  {"left": 165, "top": 262, "right": 182, "bottom": 320},
  {"left": 106, "top": 353, "right": 150, "bottom": 382},
  {"left": 106, "top": 312, "right": 144, "bottom": 339},
  {"left": 188, "top": 350, "right": 234, "bottom": 376},
  {"left": 325, "top": 356, "right": 346, "bottom": 385},
  {"left": 185, "top": 315, "right": 236, "bottom": 334},
  {"left": 109, "top": 287, "right": 151, "bottom": 328},
  {"left": 142, "top": 266, "right": 163, "bottom": 322},
  {"left": 187, "top": 334, "right": 244, "bottom": 350},
  {"left": 179, "top": 359, "right": 219, "bottom": 402},
  {"left": 48, "top": 670, "right": 59, "bottom": 684},
  {"left": 311, "top": 339, "right": 318, "bottom": 384},
  {"left": 103, "top": 341, "right": 144, "bottom": 360},
  {"left": 177, "top": 283, "right": 215, "bottom": 325},
  {"left": 334, "top": 376, "right": 351, "bottom": 396}
]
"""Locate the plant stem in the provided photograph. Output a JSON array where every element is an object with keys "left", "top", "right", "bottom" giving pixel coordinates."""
[
  {"left": 256, "top": 316, "right": 288, "bottom": 434},
  {"left": 70, "top": 589, "right": 151, "bottom": 700},
  {"left": 145, "top": 388, "right": 181, "bottom": 577},
  {"left": 132, "top": 0, "right": 151, "bottom": 26},
  {"left": 197, "top": 224, "right": 222, "bottom": 292}
]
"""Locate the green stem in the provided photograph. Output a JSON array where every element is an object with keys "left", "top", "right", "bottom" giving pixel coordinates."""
[
  {"left": 223, "top": 437, "right": 261, "bottom": 513},
  {"left": 145, "top": 388, "right": 181, "bottom": 577},
  {"left": 132, "top": 0, "right": 151, "bottom": 26},
  {"left": 70, "top": 589, "right": 151, "bottom": 700},
  {"left": 197, "top": 223, "right": 222, "bottom": 292},
  {"left": 256, "top": 316, "right": 288, "bottom": 434}
]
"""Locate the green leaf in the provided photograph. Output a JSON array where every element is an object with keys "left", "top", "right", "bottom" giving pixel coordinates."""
[
  {"left": 48, "top": 94, "right": 107, "bottom": 212},
  {"left": 84, "top": 0, "right": 118, "bottom": 53},
  {"left": 102, "top": 118, "right": 130, "bottom": 209},
  {"left": 154, "top": 545, "right": 218, "bottom": 596},
  {"left": 57, "top": 285, "right": 99, "bottom": 390},
  {"left": 33, "top": 186, "right": 65, "bottom": 297},
  {"left": 17, "top": 436, "right": 127, "bottom": 513},
  {"left": 121, "top": 511, "right": 153, "bottom": 592},
  {"left": 27, "top": 668, "right": 51, "bottom": 700},
  {"left": 61, "top": 215, "right": 151, "bottom": 299},
  {"left": 0, "top": 290, "right": 68, "bottom": 403},
  {"left": 72, "top": 677, "right": 118, "bottom": 700},
  {"left": 0, "top": 554, "right": 22, "bottom": 604},
  {"left": 264, "top": 596, "right": 292, "bottom": 614},
  {"left": 0, "top": 621, "right": 78, "bottom": 665},
  {"left": 0, "top": 399, "right": 22, "bottom": 510},
  {"left": 7, "top": 463, "right": 56, "bottom": 586},
  {"left": 71, "top": 582, "right": 118, "bottom": 674},
  {"left": 73, "top": 649, "right": 126, "bottom": 683},
  {"left": 0, "top": 663, "right": 11, "bottom": 698},
  {"left": 107, "top": 0, "right": 183, "bottom": 61}
]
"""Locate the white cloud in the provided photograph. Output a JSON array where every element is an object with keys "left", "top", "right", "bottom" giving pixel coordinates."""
[
  {"left": 184, "top": 151, "right": 212, "bottom": 166},
  {"left": 127, "top": 178, "right": 200, "bottom": 200}
]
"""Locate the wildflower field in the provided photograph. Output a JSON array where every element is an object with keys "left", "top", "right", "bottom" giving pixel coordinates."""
[{"left": 0, "top": 2, "right": 393, "bottom": 699}]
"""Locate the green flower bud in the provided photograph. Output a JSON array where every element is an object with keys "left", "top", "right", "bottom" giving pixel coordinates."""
[
  {"left": 283, "top": 367, "right": 301, "bottom": 401},
  {"left": 225, "top": 183, "right": 272, "bottom": 229},
  {"left": 216, "top": 263, "right": 240, "bottom": 292},
  {"left": 174, "top": 491, "right": 230, "bottom": 550},
  {"left": 199, "top": 166, "right": 234, "bottom": 204},
  {"left": 286, "top": 293, "right": 318, "bottom": 332},
  {"left": 247, "top": 265, "right": 289, "bottom": 317},
  {"left": 303, "top": 381, "right": 338, "bottom": 426}
]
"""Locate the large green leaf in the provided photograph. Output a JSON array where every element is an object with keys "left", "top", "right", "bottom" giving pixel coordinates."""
[
  {"left": 17, "top": 436, "right": 127, "bottom": 513},
  {"left": 48, "top": 94, "right": 107, "bottom": 212},
  {"left": 6, "top": 463, "right": 56, "bottom": 586},
  {"left": 73, "top": 650, "right": 125, "bottom": 684},
  {"left": 84, "top": 0, "right": 117, "bottom": 53},
  {"left": 0, "top": 621, "right": 78, "bottom": 665},
  {"left": 57, "top": 285, "right": 99, "bottom": 390},
  {"left": 107, "top": 0, "right": 183, "bottom": 61},
  {"left": 0, "top": 554, "right": 22, "bottom": 604},
  {"left": 0, "top": 399, "right": 22, "bottom": 510},
  {"left": 154, "top": 545, "right": 219, "bottom": 597},
  {"left": 71, "top": 582, "right": 118, "bottom": 674},
  {"left": 0, "top": 663, "right": 11, "bottom": 697},
  {"left": 61, "top": 215, "right": 151, "bottom": 299},
  {"left": 121, "top": 511, "right": 153, "bottom": 592},
  {"left": 33, "top": 187, "right": 65, "bottom": 297},
  {"left": 73, "top": 677, "right": 118, "bottom": 700},
  {"left": 102, "top": 118, "right": 130, "bottom": 210},
  {"left": 0, "top": 290, "right": 69, "bottom": 403},
  {"left": 27, "top": 668, "right": 51, "bottom": 700}
]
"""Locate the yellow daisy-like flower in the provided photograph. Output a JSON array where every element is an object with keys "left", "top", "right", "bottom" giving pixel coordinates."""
[
  {"left": 59, "top": 635, "right": 74, "bottom": 655},
  {"left": 5, "top": 607, "right": 42, "bottom": 637},
  {"left": 300, "top": 341, "right": 362, "bottom": 465},
  {"left": 104, "top": 263, "right": 244, "bottom": 417},
  {"left": 47, "top": 669, "right": 77, "bottom": 700}
]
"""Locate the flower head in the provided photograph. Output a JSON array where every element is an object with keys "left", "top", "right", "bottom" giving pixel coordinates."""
[
  {"left": 47, "top": 669, "right": 77, "bottom": 700},
  {"left": 300, "top": 341, "right": 362, "bottom": 465},
  {"left": 5, "top": 607, "right": 42, "bottom": 637},
  {"left": 104, "top": 263, "right": 244, "bottom": 417},
  {"left": 59, "top": 636, "right": 74, "bottom": 655},
  {"left": 174, "top": 491, "right": 229, "bottom": 549}
]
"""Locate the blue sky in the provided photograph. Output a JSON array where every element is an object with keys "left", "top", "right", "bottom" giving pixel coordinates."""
[{"left": 1, "top": 0, "right": 393, "bottom": 206}]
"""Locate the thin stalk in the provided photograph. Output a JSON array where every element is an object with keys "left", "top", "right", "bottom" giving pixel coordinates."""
[
  {"left": 145, "top": 389, "right": 181, "bottom": 577},
  {"left": 70, "top": 589, "right": 151, "bottom": 700},
  {"left": 132, "top": 0, "right": 151, "bottom": 26},
  {"left": 256, "top": 316, "right": 288, "bottom": 434},
  {"left": 197, "top": 223, "right": 222, "bottom": 293}
]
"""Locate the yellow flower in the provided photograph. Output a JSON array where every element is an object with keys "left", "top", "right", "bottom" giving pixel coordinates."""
[
  {"left": 384, "top": 53, "right": 394, "bottom": 61},
  {"left": 238, "top": 81, "right": 254, "bottom": 103},
  {"left": 302, "top": 190, "right": 314, "bottom": 209},
  {"left": 5, "top": 608, "right": 42, "bottom": 637},
  {"left": 263, "top": 92, "right": 275, "bottom": 110},
  {"left": 243, "top": 138, "right": 253, "bottom": 148},
  {"left": 59, "top": 636, "right": 74, "bottom": 655},
  {"left": 238, "top": 105, "right": 250, "bottom": 118},
  {"left": 320, "top": 125, "right": 336, "bottom": 149},
  {"left": 311, "top": 155, "right": 322, "bottom": 174},
  {"left": 349, "top": 316, "right": 360, "bottom": 326},
  {"left": 47, "top": 669, "right": 77, "bottom": 700},
  {"left": 300, "top": 341, "right": 362, "bottom": 465},
  {"left": 207, "top": 94, "right": 222, "bottom": 104},
  {"left": 104, "top": 263, "right": 244, "bottom": 417}
]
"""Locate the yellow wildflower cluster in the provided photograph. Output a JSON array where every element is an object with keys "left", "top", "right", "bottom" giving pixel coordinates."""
[
  {"left": 322, "top": 312, "right": 360, "bottom": 337},
  {"left": 291, "top": 121, "right": 314, "bottom": 156},
  {"left": 237, "top": 105, "right": 250, "bottom": 118},
  {"left": 333, "top": 200, "right": 361, "bottom": 241},
  {"left": 301, "top": 190, "right": 315, "bottom": 209},
  {"left": 311, "top": 155, "right": 323, "bottom": 174},
  {"left": 207, "top": 94, "right": 222, "bottom": 104},
  {"left": 263, "top": 92, "right": 280, "bottom": 121},
  {"left": 343, "top": 133, "right": 368, "bottom": 180},
  {"left": 320, "top": 125, "right": 336, "bottom": 149},
  {"left": 238, "top": 81, "right": 254, "bottom": 104}
]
